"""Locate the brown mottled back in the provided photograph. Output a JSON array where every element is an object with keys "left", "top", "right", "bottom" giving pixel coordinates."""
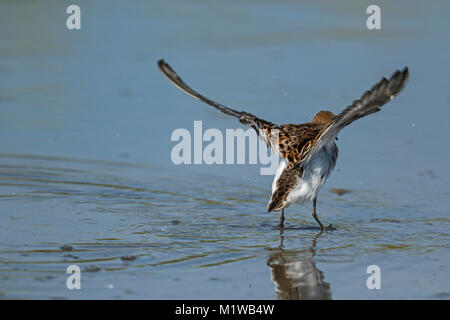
[{"left": 272, "top": 123, "right": 325, "bottom": 167}]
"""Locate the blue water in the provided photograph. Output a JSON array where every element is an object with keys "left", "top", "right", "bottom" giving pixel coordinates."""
[{"left": 0, "top": 0, "right": 449, "bottom": 299}]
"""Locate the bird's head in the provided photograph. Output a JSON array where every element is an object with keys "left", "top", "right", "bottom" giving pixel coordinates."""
[{"left": 312, "top": 110, "right": 334, "bottom": 126}]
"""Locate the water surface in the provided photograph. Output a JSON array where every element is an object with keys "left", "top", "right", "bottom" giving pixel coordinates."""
[{"left": 0, "top": 0, "right": 449, "bottom": 299}]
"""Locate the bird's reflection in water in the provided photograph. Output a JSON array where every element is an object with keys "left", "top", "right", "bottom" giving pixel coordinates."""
[{"left": 266, "top": 228, "right": 332, "bottom": 300}]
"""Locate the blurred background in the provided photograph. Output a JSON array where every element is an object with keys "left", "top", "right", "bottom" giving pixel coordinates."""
[{"left": 0, "top": 0, "right": 449, "bottom": 299}]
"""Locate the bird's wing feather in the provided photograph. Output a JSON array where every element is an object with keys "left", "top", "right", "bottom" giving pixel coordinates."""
[
  {"left": 158, "top": 59, "right": 277, "bottom": 149},
  {"left": 268, "top": 67, "right": 409, "bottom": 212},
  {"left": 304, "top": 67, "right": 409, "bottom": 164}
]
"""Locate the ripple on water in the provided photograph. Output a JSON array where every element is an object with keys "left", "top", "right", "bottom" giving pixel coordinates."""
[{"left": 0, "top": 153, "right": 449, "bottom": 299}]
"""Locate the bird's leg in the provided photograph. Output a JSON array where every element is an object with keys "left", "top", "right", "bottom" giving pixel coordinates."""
[
  {"left": 312, "top": 198, "right": 336, "bottom": 231},
  {"left": 279, "top": 218, "right": 285, "bottom": 249},
  {"left": 279, "top": 208, "right": 285, "bottom": 229},
  {"left": 312, "top": 198, "right": 324, "bottom": 229}
]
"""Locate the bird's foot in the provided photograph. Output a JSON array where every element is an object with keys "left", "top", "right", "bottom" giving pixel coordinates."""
[{"left": 321, "top": 224, "right": 336, "bottom": 232}]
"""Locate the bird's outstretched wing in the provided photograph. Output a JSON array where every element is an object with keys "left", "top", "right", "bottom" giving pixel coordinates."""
[
  {"left": 303, "top": 67, "right": 409, "bottom": 164},
  {"left": 157, "top": 59, "right": 277, "bottom": 149}
]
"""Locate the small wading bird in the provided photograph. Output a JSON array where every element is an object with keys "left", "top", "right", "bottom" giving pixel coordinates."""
[{"left": 158, "top": 59, "right": 409, "bottom": 231}]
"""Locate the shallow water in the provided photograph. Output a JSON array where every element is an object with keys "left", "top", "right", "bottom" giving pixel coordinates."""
[{"left": 0, "top": 1, "right": 449, "bottom": 299}]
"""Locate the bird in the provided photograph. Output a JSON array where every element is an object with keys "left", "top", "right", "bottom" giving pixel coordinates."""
[{"left": 157, "top": 59, "right": 409, "bottom": 231}]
